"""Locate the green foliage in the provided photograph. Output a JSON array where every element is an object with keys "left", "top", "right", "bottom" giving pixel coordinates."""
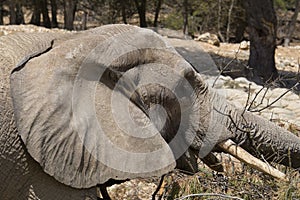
[
  {"left": 274, "top": 0, "right": 297, "bottom": 9},
  {"left": 162, "top": 11, "right": 183, "bottom": 30},
  {"left": 275, "top": 0, "right": 288, "bottom": 9}
]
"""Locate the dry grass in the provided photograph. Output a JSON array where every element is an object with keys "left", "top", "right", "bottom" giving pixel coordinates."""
[{"left": 156, "top": 161, "right": 300, "bottom": 200}]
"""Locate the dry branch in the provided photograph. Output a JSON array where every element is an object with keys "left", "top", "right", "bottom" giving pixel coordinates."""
[{"left": 218, "top": 139, "right": 288, "bottom": 181}]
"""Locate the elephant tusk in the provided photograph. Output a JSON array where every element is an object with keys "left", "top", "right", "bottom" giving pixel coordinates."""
[{"left": 218, "top": 139, "right": 288, "bottom": 181}]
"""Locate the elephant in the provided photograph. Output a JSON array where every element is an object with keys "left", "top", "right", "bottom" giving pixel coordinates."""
[{"left": 1, "top": 24, "right": 300, "bottom": 200}]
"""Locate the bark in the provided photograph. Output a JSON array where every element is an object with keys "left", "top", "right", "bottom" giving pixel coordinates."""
[
  {"left": 9, "top": 1, "right": 16, "bottom": 24},
  {"left": 51, "top": 0, "right": 58, "bottom": 28},
  {"left": 30, "top": 0, "right": 41, "bottom": 26},
  {"left": 16, "top": 3, "right": 24, "bottom": 24},
  {"left": 183, "top": 0, "right": 188, "bottom": 35},
  {"left": 41, "top": 0, "right": 51, "bottom": 28},
  {"left": 284, "top": 0, "right": 300, "bottom": 47},
  {"left": 234, "top": 0, "right": 246, "bottom": 43},
  {"left": 134, "top": 0, "right": 147, "bottom": 27},
  {"left": 64, "top": 0, "right": 77, "bottom": 30},
  {"left": 8, "top": 1, "right": 24, "bottom": 25},
  {"left": 0, "top": 1, "right": 3, "bottom": 25},
  {"left": 217, "top": 0, "right": 225, "bottom": 42},
  {"left": 244, "top": 0, "right": 278, "bottom": 84},
  {"left": 154, "top": 0, "right": 163, "bottom": 27},
  {"left": 121, "top": 0, "right": 127, "bottom": 24},
  {"left": 226, "top": 0, "right": 235, "bottom": 42},
  {"left": 81, "top": 11, "right": 87, "bottom": 30}
]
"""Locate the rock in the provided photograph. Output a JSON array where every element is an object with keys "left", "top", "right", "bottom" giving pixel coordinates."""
[
  {"left": 194, "top": 32, "right": 220, "bottom": 47},
  {"left": 234, "top": 77, "right": 260, "bottom": 89},
  {"left": 283, "top": 59, "right": 291, "bottom": 67},
  {"left": 240, "top": 41, "right": 250, "bottom": 50},
  {"left": 282, "top": 92, "right": 300, "bottom": 101},
  {"left": 290, "top": 62, "right": 298, "bottom": 68},
  {"left": 222, "top": 89, "right": 248, "bottom": 108}
]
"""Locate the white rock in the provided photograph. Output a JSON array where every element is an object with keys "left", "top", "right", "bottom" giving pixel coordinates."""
[
  {"left": 240, "top": 41, "right": 249, "bottom": 50},
  {"left": 195, "top": 32, "right": 220, "bottom": 46}
]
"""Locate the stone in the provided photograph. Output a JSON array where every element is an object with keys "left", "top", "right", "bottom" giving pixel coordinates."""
[
  {"left": 240, "top": 41, "right": 250, "bottom": 50},
  {"left": 195, "top": 32, "right": 220, "bottom": 47}
]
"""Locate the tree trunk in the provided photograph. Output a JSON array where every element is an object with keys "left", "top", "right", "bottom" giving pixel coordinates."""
[
  {"left": 51, "top": 0, "right": 58, "bottom": 28},
  {"left": 244, "top": 0, "right": 278, "bottom": 84},
  {"left": 30, "top": 0, "right": 41, "bottom": 26},
  {"left": 183, "top": 0, "right": 188, "bottom": 35},
  {"left": 154, "top": 0, "right": 162, "bottom": 27},
  {"left": 284, "top": 0, "right": 300, "bottom": 47},
  {"left": 9, "top": 1, "right": 16, "bottom": 24},
  {"left": 134, "top": 0, "right": 147, "bottom": 27},
  {"left": 41, "top": 0, "right": 51, "bottom": 28},
  {"left": 64, "top": 0, "right": 77, "bottom": 30},
  {"left": 0, "top": 1, "right": 4, "bottom": 25},
  {"left": 226, "top": 0, "right": 235, "bottom": 42},
  {"left": 82, "top": 11, "right": 87, "bottom": 30},
  {"left": 217, "top": 0, "right": 225, "bottom": 42},
  {"left": 121, "top": 0, "right": 127, "bottom": 24},
  {"left": 234, "top": 0, "right": 246, "bottom": 43},
  {"left": 8, "top": 1, "right": 24, "bottom": 25},
  {"left": 16, "top": 3, "right": 24, "bottom": 24}
]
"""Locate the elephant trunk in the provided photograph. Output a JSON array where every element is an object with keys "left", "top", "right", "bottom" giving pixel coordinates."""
[{"left": 210, "top": 90, "right": 300, "bottom": 169}]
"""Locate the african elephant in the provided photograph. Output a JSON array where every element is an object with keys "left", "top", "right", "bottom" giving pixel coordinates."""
[{"left": 1, "top": 24, "right": 300, "bottom": 200}]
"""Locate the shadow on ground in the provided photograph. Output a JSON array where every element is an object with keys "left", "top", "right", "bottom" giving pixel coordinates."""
[{"left": 176, "top": 46, "right": 300, "bottom": 93}]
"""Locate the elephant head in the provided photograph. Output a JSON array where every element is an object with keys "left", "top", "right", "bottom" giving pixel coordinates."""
[{"left": 1, "top": 24, "right": 300, "bottom": 199}]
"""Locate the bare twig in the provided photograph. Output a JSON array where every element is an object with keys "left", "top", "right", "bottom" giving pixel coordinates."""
[
  {"left": 241, "top": 83, "right": 252, "bottom": 116},
  {"left": 175, "top": 192, "right": 244, "bottom": 200},
  {"left": 152, "top": 175, "right": 166, "bottom": 200},
  {"left": 250, "top": 82, "right": 300, "bottom": 113},
  {"left": 213, "top": 107, "right": 251, "bottom": 134},
  {"left": 212, "top": 46, "right": 241, "bottom": 88},
  {"left": 247, "top": 87, "right": 269, "bottom": 111}
]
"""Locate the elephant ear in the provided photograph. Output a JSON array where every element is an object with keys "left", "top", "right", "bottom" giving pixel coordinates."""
[{"left": 10, "top": 25, "right": 178, "bottom": 188}]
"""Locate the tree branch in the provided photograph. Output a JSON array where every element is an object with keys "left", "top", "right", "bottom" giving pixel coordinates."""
[
  {"left": 218, "top": 139, "right": 288, "bottom": 181},
  {"left": 249, "top": 82, "right": 299, "bottom": 113}
]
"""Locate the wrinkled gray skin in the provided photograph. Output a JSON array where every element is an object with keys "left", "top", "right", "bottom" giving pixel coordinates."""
[{"left": 1, "top": 24, "right": 300, "bottom": 199}]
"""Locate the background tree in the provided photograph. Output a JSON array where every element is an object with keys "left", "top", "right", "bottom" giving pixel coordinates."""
[
  {"left": 134, "top": 0, "right": 147, "bottom": 27},
  {"left": 153, "top": 0, "right": 163, "bottom": 27},
  {"left": 0, "top": 0, "right": 3, "bottom": 25},
  {"left": 244, "top": 0, "right": 278, "bottom": 84},
  {"left": 120, "top": 0, "right": 128, "bottom": 24},
  {"left": 30, "top": 0, "right": 41, "bottom": 26},
  {"left": 183, "top": 0, "right": 189, "bottom": 35},
  {"left": 51, "top": 0, "right": 58, "bottom": 28},
  {"left": 29, "top": 0, "right": 51, "bottom": 28},
  {"left": 41, "top": 0, "right": 51, "bottom": 28},
  {"left": 9, "top": 0, "right": 24, "bottom": 24},
  {"left": 284, "top": 0, "right": 300, "bottom": 46},
  {"left": 64, "top": 0, "right": 77, "bottom": 30},
  {"left": 234, "top": 0, "right": 246, "bottom": 42}
]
